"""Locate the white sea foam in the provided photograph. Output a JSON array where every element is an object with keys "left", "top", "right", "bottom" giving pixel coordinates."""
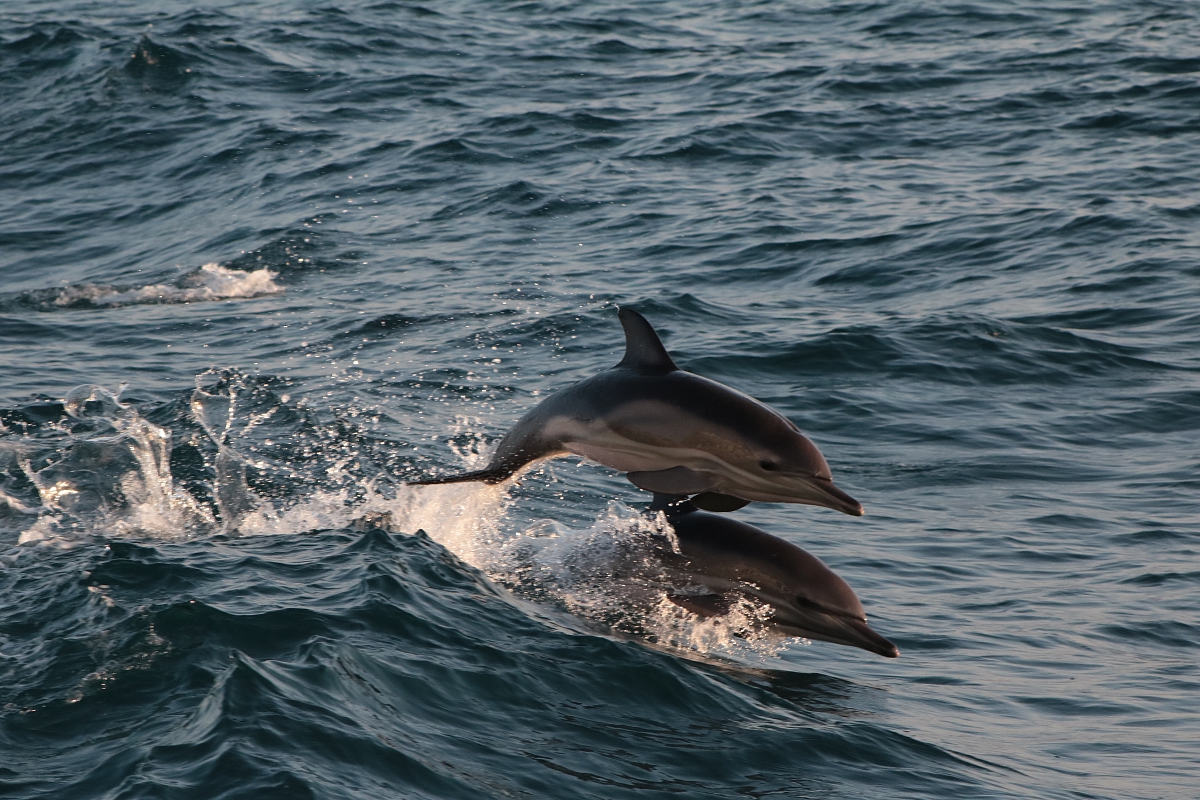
[
  {"left": 479, "top": 501, "right": 785, "bottom": 658},
  {"left": 52, "top": 264, "right": 281, "bottom": 308},
  {"left": 216, "top": 477, "right": 783, "bottom": 658}
]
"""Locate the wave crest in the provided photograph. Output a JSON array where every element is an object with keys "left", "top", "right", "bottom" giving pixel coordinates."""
[
  {"left": 2, "top": 264, "right": 282, "bottom": 312},
  {"left": 52, "top": 264, "right": 282, "bottom": 308}
]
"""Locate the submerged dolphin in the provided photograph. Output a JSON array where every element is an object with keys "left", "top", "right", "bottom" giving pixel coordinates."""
[
  {"left": 650, "top": 494, "right": 898, "bottom": 658},
  {"left": 411, "top": 308, "right": 863, "bottom": 516}
]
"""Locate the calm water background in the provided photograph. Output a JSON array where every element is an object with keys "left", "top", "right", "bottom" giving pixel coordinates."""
[{"left": 2, "top": 1, "right": 1199, "bottom": 797}]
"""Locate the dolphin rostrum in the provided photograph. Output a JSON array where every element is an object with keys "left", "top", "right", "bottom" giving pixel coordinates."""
[
  {"left": 410, "top": 308, "right": 863, "bottom": 516},
  {"left": 650, "top": 494, "right": 897, "bottom": 657}
]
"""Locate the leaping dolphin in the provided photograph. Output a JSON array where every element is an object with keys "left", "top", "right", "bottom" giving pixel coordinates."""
[
  {"left": 410, "top": 308, "right": 863, "bottom": 516},
  {"left": 650, "top": 494, "right": 897, "bottom": 658}
]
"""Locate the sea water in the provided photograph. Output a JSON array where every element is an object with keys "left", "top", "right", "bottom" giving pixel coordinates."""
[{"left": 2, "top": 2, "right": 1199, "bottom": 797}]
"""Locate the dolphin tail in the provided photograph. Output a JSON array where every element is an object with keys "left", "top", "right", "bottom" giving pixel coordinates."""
[{"left": 408, "top": 467, "right": 513, "bottom": 486}]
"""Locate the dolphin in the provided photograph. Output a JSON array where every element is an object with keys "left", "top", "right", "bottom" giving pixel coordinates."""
[
  {"left": 411, "top": 307, "right": 863, "bottom": 516},
  {"left": 650, "top": 494, "right": 898, "bottom": 658}
]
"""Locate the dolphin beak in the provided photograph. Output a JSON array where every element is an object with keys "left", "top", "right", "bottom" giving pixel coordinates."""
[
  {"left": 721, "top": 473, "right": 864, "bottom": 515},
  {"left": 810, "top": 477, "right": 864, "bottom": 516},
  {"left": 776, "top": 611, "right": 899, "bottom": 658},
  {"left": 825, "top": 618, "right": 899, "bottom": 658}
]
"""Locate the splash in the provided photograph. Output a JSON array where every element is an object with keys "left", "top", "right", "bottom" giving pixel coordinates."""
[
  {"left": 484, "top": 502, "right": 788, "bottom": 660},
  {"left": 0, "top": 374, "right": 510, "bottom": 555},
  {"left": 9, "top": 385, "right": 213, "bottom": 545},
  {"left": 0, "top": 375, "right": 791, "bottom": 660},
  {"left": 1, "top": 374, "right": 291, "bottom": 544},
  {"left": 190, "top": 377, "right": 259, "bottom": 530}
]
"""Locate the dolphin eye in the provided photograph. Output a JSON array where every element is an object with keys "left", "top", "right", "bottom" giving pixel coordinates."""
[{"left": 760, "top": 460, "right": 778, "bottom": 471}]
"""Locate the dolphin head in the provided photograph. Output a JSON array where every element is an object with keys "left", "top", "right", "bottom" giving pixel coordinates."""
[
  {"left": 729, "top": 524, "right": 897, "bottom": 657},
  {"left": 656, "top": 497, "right": 898, "bottom": 658},
  {"left": 606, "top": 371, "right": 865, "bottom": 515},
  {"left": 723, "top": 411, "right": 865, "bottom": 516},
  {"left": 766, "top": 585, "right": 900, "bottom": 659},
  {"left": 662, "top": 377, "right": 865, "bottom": 516}
]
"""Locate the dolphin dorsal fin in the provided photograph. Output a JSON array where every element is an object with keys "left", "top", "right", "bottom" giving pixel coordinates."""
[{"left": 617, "top": 308, "right": 678, "bottom": 373}]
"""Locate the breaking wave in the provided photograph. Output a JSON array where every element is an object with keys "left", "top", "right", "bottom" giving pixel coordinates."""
[{"left": 5, "top": 264, "right": 282, "bottom": 311}]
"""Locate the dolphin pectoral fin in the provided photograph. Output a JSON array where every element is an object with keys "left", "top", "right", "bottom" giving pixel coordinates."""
[
  {"left": 667, "top": 593, "right": 736, "bottom": 618},
  {"left": 627, "top": 466, "right": 716, "bottom": 495},
  {"left": 690, "top": 492, "right": 750, "bottom": 512},
  {"left": 407, "top": 467, "right": 512, "bottom": 486}
]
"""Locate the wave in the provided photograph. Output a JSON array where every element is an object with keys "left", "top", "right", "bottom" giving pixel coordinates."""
[{"left": 0, "top": 517, "right": 965, "bottom": 800}]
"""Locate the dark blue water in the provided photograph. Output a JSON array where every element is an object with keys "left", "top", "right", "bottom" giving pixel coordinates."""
[{"left": 3, "top": 1, "right": 1199, "bottom": 797}]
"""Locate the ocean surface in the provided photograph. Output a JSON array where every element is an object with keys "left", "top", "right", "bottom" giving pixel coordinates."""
[{"left": 2, "top": 1, "right": 1199, "bottom": 797}]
